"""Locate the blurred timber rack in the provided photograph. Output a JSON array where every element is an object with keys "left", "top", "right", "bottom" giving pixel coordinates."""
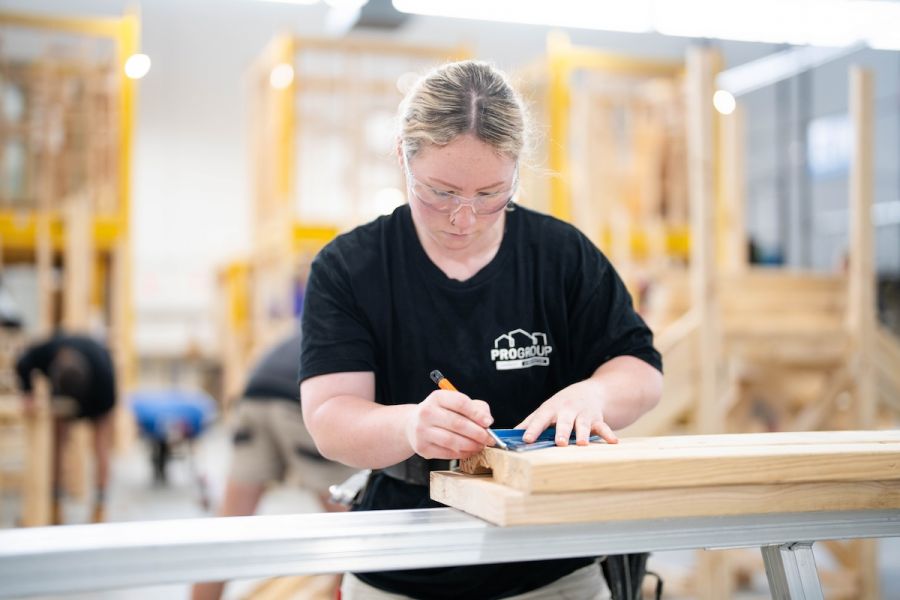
[
  {"left": 216, "top": 35, "right": 467, "bottom": 408},
  {"left": 517, "top": 31, "right": 691, "bottom": 300},
  {"left": 521, "top": 35, "right": 900, "bottom": 599},
  {"left": 0, "top": 8, "right": 140, "bottom": 525},
  {"left": 636, "top": 49, "right": 900, "bottom": 600}
]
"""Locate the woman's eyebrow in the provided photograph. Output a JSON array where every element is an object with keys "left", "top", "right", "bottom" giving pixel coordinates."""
[{"left": 428, "top": 176, "right": 508, "bottom": 191}]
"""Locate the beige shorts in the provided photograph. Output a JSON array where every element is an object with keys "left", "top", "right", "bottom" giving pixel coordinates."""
[
  {"left": 229, "top": 399, "right": 356, "bottom": 493},
  {"left": 340, "top": 562, "right": 611, "bottom": 600}
]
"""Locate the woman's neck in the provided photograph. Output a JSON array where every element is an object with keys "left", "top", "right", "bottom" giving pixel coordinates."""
[{"left": 414, "top": 212, "right": 506, "bottom": 282}]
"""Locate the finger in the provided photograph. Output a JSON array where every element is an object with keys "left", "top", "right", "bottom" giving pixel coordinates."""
[
  {"left": 554, "top": 410, "right": 576, "bottom": 447},
  {"left": 514, "top": 414, "right": 532, "bottom": 430},
  {"left": 574, "top": 415, "right": 592, "bottom": 446},
  {"left": 469, "top": 399, "right": 495, "bottom": 427},
  {"left": 522, "top": 409, "right": 553, "bottom": 443},
  {"left": 420, "top": 442, "right": 468, "bottom": 460},
  {"left": 593, "top": 420, "right": 619, "bottom": 444},
  {"left": 437, "top": 392, "right": 493, "bottom": 428},
  {"left": 415, "top": 404, "right": 491, "bottom": 447},
  {"left": 445, "top": 409, "right": 495, "bottom": 446},
  {"left": 431, "top": 426, "right": 489, "bottom": 454}
]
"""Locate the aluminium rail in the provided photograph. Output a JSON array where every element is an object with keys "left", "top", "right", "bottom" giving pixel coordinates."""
[{"left": 1, "top": 508, "right": 899, "bottom": 599}]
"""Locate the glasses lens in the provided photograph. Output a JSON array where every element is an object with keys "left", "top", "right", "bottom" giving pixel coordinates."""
[{"left": 412, "top": 180, "right": 512, "bottom": 215}]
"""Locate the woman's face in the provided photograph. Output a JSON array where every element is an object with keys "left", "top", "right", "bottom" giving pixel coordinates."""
[{"left": 404, "top": 134, "right": 517, "bottom": 254}]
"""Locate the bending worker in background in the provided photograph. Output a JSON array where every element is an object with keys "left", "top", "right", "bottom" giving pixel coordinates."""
[
  {"left": 15, "top": 332, "right": 117, "bottom": 525},
  {"left": 191, "top": 328, "right": 356, "bottom": 600},
  {"left": 300, "top": 60, "right": 663, "bottom": 600}
]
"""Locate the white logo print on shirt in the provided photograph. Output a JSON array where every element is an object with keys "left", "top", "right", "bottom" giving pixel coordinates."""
[{"left": 490, "top": 329, "right": 553, "bottom": 370}]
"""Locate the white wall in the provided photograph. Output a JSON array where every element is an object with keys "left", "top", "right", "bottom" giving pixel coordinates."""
[{"left": 0, "top": 0, "right": 779, "bottom": 354}]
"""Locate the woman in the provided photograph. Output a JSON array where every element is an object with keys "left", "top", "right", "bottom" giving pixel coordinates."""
[{"left": 300, "top": 60, "right": 662, "bottom": 600}]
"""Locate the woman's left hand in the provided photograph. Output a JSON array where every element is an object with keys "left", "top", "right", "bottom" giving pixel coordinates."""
[{"left": 514, "top": 379, "right": 619, "bottom": 446}]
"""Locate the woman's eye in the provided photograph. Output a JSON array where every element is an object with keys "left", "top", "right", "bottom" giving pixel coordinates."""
[{"left": 433, "top": 190, "right": 453, "bottom": 199}]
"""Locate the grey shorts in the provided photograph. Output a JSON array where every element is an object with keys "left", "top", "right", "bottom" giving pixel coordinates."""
[
  {"left": 341, "top": 562, "right": 611, "bottom": 599},
  {"left": 229, "top": 399, "right": 356, "bottom": 493}
]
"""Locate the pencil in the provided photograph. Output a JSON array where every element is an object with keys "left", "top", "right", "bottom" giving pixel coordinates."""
[{"left": 429, "top": 370, "right": 508, "bottom": 450}]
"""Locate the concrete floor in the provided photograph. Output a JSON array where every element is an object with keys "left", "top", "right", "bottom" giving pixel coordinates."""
[{"left": 4, "top": 423, "right": 900, "bottom": 599}]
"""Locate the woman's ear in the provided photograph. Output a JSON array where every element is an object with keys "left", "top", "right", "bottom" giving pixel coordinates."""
[{"left": 395, "top": 138, "right": 404, "bottom": 169}]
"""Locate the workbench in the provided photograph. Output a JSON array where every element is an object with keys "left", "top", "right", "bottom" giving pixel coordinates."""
[{"left": 1, "top": 507, "right": 898, "bottom": 599}]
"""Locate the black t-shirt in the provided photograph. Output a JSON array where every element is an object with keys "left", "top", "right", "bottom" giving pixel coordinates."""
[
  {"left": 243, "top": 330, "right": 303, "bottom": 402},
  {"left": 15, "top": 333, "right": 116, "bottom": 420},
  {"left": 300, "top": 204, "right": 661, "bottom": 599}
]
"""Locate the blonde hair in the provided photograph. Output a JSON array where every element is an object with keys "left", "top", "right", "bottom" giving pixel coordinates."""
[{"left": 398, "top": 60, "right": 530, "bottom": 163}]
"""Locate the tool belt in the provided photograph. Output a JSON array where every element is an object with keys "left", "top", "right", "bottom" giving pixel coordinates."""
[{"left": 381, "top": 455, "right": 451, "bottom": 487}]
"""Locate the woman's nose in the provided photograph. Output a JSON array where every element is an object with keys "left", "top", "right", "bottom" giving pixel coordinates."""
[{"left": 449, "top": 204, "right": 477, "bottom": 228}]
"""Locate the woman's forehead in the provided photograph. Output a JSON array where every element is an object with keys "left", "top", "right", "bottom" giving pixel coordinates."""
[{"left": 410, "top": 135, "right": 517, "bottom": 180}]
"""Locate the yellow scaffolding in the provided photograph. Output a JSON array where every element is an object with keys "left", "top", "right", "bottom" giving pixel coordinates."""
[
  {"left": 519, "top": 32, "right": 689, "bottom": 283},
  {"left": 217, "top": 35, "right": 467, "bottom": 401},
  {"left": 0, "top": 9, "right": 139, "bottom": 464}
]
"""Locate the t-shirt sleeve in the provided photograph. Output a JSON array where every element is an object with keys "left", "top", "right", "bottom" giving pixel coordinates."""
[
  {"left": 15, "top": 340, "right": 53, "bottom": 393},
  {"left": 299, "top": 246, "right": 377, "bottom": 383},
  {"left": 568, "top": 237, "right": 663, "bottom": 376}
]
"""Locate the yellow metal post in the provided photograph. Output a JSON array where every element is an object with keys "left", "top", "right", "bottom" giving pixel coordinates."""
[
  {"left": 547, "top": 32, "right": 572, "bottom": 222},
  {"left": 112, "top": 8, "right": 139, "bottom": 451}
]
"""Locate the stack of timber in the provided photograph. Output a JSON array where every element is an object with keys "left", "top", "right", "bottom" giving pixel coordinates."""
[
  {"left": 431, "top": 430, "right": 900, "bottom": 527},
  {"left": 624, "top": 61, "right": 900, "bottom": 441},
  {"left": 629, "top": 268, "right": 900, "bottom": 437}
]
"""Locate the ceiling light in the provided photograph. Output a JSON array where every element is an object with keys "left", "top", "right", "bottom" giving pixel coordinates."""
[
  {"left": 324, "top": 0, "right": 368, "bottom": 7},
  {"left": 713, "top": 90, "right": 736, "bottom": 115},
  {"left": 124, "top": 54, "right": 151, "bottom": 80},
  {"left": 270, "top": 63, "right": 294, "bottom": 90},
  {"left": 252, "top": 0, "right": 318, "bottom": 4},
  {"left": 392, "top": 0, "right": 652, "bottom": 33},
  {"left": 393, "top": 0, "right": 900, "bottom": 50}
]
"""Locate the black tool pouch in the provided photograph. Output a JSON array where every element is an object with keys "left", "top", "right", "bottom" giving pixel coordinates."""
[
  {"left": 601, "top": 553, "right": 663, "bottom": 600},
  {"left": 381, "top": 455, "right": 451, "bottom": 486}
]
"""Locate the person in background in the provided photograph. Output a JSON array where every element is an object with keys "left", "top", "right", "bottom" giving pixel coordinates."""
[
  {"left": 191, "top": 328, "right": 356, "bottom": 600},
  {"left": 15, "top": 332, "right": 116, "bottom": 525},
  {"left": 299, "top": 60, "right": 663, "bottom": 599}
]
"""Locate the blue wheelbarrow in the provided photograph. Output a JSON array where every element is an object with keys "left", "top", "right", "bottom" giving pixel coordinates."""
[{"left": 130, "top": 389, "right": 217, "bottom": 507}]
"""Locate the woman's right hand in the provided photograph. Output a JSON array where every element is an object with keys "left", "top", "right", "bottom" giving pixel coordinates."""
[{"left": 405, "top": 390, "right": 495, "bottom": 459}]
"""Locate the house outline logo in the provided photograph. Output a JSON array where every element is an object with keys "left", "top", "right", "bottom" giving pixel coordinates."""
[{"left": 490, "top": 328, "right": 552, "bottom": 370}]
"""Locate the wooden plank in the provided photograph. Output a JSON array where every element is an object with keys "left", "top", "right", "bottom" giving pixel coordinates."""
[
  {"left": 466, "top": 429, "right": 900, "bottom": 462},
  {"left": 657, "top": 332, "right": 697, "bottom": 382},
  {"left": 686, "top": 46, "right": 720, "bottom": 434},
  {"left": 847, "top": 67, "right": 877, "bottom": 431},
  {"left": 62, "top": 421, "right": 90, "bottom": 501},
  {"left": 724, "top": 332, "right": 849, "bottom": 366},
  {"left": 63, "top": 191, "right": 93, "bottom": 330},
  {"left": 853, "top": 538, "right": 880, "bottom": 600},
  {"left": 724, "top": 314, "right": 844, "bottom": 332},
  {"left": 459, "top": 432, "right": 900, "bottom": 493},
  {"left": 22, "top": 379, "right": 52, "bottom": 527},
  {"left": 246, "top": 574, "right": 337, "bottom": 600},
  {"left": 788, "top": 367, "right": 853, "bottom": 431},
  {"left": 876, "top": 326, "right": 900, "bottom": 403},
  {"left": 430, "top": 472, "right": 900, "bottom": 527},
  {"left": 721, "top": 269, "right": 845, "bottom": 291},
  {"left": 719, "top": 104, "right": 746, "bottom": 274},
  {"left": 824, "top": 539, "right": 880, "bottom": 600},
  {"left": 695, "top": 551, "right": 733, "bottom": 600},
  {"left": 653, "top": 308, "right": 699, "bottom": 354},
  {"left": 721, "top": 290, "right": 845, "bottom": 313}
]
